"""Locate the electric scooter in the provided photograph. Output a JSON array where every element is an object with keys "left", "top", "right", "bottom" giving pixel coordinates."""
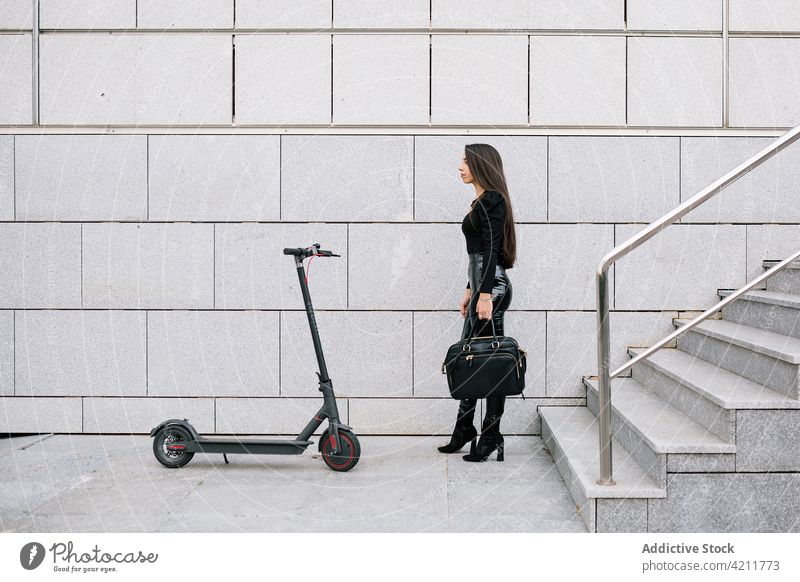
[{"left": 150, "top": 243, "right": 361, "bottom": 472}]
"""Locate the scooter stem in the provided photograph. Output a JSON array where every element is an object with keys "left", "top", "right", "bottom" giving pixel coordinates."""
[{"left": 292, "top": 254, "right": 331, "bottom": 383}]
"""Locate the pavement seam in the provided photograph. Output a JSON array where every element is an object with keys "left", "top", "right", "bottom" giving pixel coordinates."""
[
  {"left": 0, "top": 433, "right": 54, "bottom": 459},
  {"left": 155, "top": 473, "right": 211, "bottom": 533},
  {"left": 0, "top": 434, "right": 58, "bottom": 531},
  {"left": 11, "top": 438, "right": 98, "bottom": 531}
]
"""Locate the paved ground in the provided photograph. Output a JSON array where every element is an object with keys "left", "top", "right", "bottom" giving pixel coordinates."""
[{"left": 0, "top": 433, "right": 587, "bottom": 533}]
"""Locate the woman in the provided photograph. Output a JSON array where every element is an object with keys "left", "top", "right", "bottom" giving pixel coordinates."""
[{"left": 438, "top": 143, "right": 516, "bottom": 462}]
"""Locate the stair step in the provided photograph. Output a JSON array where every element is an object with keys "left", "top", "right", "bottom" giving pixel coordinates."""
[
  {"left": 674, "top": 318, "right": 800, "bottom": 399},
  {"left": 674, "top": 318, "right": 800, "bottom": 364},
  {"left": 763, "top": 259, "right": 800, "bottom": 270},
  {"left": 763, "top": 259, "right": 800, "bottom": 294},
  {"left": 539, "top": 406, "right": 664, "bottom": 499},
  {"left": 629, "top": 346, "right": 800, "bottom": 410},
  {"left": 539, "top": 406, "right": 664, "bottom": 531},
  {"left": 719, "top": 289, "right": 800, "bottom": 310},
  {"left": 583, "top": 377, "right": 734, "bottom": 455},
  {"left": 583, "top": 373, "right": 735, "bottom": 486},
  {"left": 718, "top": 289, "right": 800, "bottom": 339}
]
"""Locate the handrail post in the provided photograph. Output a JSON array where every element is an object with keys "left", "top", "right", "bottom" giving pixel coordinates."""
[{"left": 595, "top": 262, "right": 615, "bottom": 486}]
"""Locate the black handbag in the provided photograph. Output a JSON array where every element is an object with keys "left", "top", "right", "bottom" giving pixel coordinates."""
[{"left": 441, "top": 317, "right": 527, "bottom": 399}]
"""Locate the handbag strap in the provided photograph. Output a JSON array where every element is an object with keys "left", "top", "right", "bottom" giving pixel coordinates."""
[{"left": 465, "top": 315, "right": 499, "bottom": 350}]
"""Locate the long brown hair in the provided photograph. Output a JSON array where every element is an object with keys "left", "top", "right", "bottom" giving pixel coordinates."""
[{"left": 465, "top": 143, "right": 517, "bottom": 269}]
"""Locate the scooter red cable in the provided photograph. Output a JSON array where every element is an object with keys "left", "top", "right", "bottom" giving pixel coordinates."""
[{"left": 304, "top": 253, "right": 323, "bottom": 285}]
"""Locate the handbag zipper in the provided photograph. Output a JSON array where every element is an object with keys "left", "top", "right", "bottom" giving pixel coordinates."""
[
  {"left": 465, "top": 353, "right": 520, "bottom": 378},
  {"left": 445, "top": 350, "right": 527, "bottom": 377},
  {"left": 467, "top": 352, "right": 526, "bottom": 370}
]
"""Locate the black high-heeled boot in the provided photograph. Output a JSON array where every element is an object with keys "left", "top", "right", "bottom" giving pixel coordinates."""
[
  {"left": 437, "top": 425, "right": 477, "bottom": 454},
  {"left": 462, "top": 413, "right": 504, "bottom": 462},
  {"left": 438, "top": 399, "right": 478, "bottom": 454}
]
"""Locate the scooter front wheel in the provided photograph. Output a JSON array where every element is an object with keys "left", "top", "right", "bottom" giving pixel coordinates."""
[
  {"left": 320, "top": 429, "right": 360, "bottom": 472},
  {"left": 153, "top": 425, "right": 195, "bottom": 468}
]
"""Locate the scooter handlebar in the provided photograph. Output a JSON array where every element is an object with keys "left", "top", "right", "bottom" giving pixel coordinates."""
[{"left": 283, "top": 243, "right": 340, "bottom": 258}]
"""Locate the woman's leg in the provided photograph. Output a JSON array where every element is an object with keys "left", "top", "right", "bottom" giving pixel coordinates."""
[
  {"left": 471, "top": 274, "right": 511, "bottom": 338},
  {"left": 438, "top": 396, "right": 477, "bottom": 453},
  {"left": 484, "top": 277, "right": 511, "bottom": 426},
  {"left": 438, "top": 290, "right": 479, "bottom": 452},
  {"left": 484, "top": 392, "right": 505, "bottom": 429},
  {"left": 464, "top": 275, "right": 512, "bottom": 461},
  {"left": 456, "top": 397, "right": 477, "bottom": 429},
  {"left": 457, "top": 287, "right": 481, "bottom": 429}
]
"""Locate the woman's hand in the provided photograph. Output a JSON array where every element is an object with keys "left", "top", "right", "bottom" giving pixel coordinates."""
[
  {"left": 476, "top": 292, "right": 493, "bottom": 320},
  {"left": 459, "top": 289, "right": 471, "bottom": 319}
]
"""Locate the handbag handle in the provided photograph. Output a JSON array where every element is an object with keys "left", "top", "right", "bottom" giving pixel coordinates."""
[{"left": 464, "top": 315, "right": 500, "bottom": 350}]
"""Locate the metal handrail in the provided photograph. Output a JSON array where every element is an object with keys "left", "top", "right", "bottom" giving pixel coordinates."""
[
  {"left": 613, "top": 251, "right": 800, "bottom": 380},
  {"left": 595, "top": 122, "right": 800, "bottom": 486}
]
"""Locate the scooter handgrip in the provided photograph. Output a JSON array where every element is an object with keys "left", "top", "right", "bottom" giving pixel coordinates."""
[{"left": 283, "top": 248, "right": 302, "bottom": 256}]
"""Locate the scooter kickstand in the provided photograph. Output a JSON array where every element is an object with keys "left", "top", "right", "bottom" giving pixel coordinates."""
[{"left": 223, "top": 454, "right": 229, "bottom": 464}]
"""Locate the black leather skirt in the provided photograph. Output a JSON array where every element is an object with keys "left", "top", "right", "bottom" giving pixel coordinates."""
[{"left": 461, "top": 252, "right": 512, "bottom": 341}]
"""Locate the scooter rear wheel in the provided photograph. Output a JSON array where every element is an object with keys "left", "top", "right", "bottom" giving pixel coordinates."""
[
  {"left": 320, "top": 429, "right": 360, "bottom": 472},
  {"left": 153, "top": 425, "right": 195, "bottom": 468}
]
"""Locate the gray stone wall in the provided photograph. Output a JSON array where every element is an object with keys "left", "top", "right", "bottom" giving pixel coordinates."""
[{"left": 0, "top": 1, "right": 799, "bottom": 434}]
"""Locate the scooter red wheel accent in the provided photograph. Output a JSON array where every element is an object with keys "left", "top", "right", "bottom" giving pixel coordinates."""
[
  {"left": 153, "top": 425, "right": 195, "bottom": 468},
  {"left": 320, "top": 429, "right": 361, "bottom": 472}
]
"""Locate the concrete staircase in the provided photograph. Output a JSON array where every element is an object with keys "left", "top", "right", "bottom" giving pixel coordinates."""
[{"left": 540, "top": 259, "right": 800, "bottom": 532}]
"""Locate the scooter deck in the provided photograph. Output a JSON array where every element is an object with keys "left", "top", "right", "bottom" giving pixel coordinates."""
[{"left": 185, "top": 437, "right": 313, "bottom": 455}]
